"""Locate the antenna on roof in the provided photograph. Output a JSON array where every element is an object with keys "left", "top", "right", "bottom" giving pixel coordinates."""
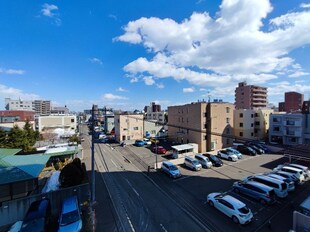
[{"left": 208, "top": 91, "right": 211, "bottom": 102}]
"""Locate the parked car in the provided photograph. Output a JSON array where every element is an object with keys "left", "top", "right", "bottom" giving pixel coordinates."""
[
  {"left": 184, "top": 156, "right": 202, "bottom": 171},
  {"left": 207, "top": 192, "right": 253, "bottom": 224},
  {"left": 134, "top": 140, "right": 145, "bottom": 147},
  {"left": 226, "top": 148, "right": 242, "bottom": 159},
  {"left": 243, "top": 175, "right": 288, "bottom": 198},
  {"left": 249, "top": 142, "right": 270, "bottom": 153},
  {"left": 236, "top": 145, "right": 257, "bottom": 156},
  {"left": 58, "top": 195, "right": 82, "bottom": 232},
  {"left": 217, "top": 150, "right": 238, "bottom": 161},
  {"left": 273, "top": 171, "right": 300, "bottom": 185},
  {"left": 247, "top": 144, "right": 264, "bottom": 154},
  {"left": 273, "top": 166, "right": 306, "bottom": 183},
  {"left": 276, "top": 163, "right": 309, "bottom": 179},
  {"left": 266, "top": 173, "right": 295, "bottom": 192},
  {"left": 203, "top": 153, "right": 223, "bottom": 167},
  {"left": 20, "top": 198, "right": 51, "bottom": 232},
  {"left": 143, "top": 138, "right": 152, "bottom": 145},
  {"left": 195, "top": 154, "right": 212, "bottom": 168},
  {"left": 161, "top": 161, "right": 181, "bottom": 178},
  {"left": 232, "top": 181, "right": 276, "bottom": 205},
  {"left": 152, "top": 146, "right": 167, "bottom": 154}
]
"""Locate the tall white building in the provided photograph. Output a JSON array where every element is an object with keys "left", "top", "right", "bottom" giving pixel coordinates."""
[{"left": 5, "top": 98, "right": 34, "bottom": 111}]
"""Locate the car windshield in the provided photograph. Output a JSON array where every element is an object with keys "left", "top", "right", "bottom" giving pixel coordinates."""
[
  {"left": 238, "top": 206, "right": 250, "bottom": 214},
  {"left": 170, "top": 165, "right": 178, "bottom": 171},
  {"left": 248, "top": 147, "right": 254, "bottom": 152},
  {"left": 193, "top": 160, "right": 199, "bottom": 165},
  {"left": 210, "top": 155, "right": 218, "bottom": 161},
  {"left": 60, "top": 210, "right": 80, "bottom": 226}
]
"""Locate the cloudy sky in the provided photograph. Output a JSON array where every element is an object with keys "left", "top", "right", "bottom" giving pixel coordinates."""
[{"left": 0, "top": 0, "right": 309, "bottom": 111}]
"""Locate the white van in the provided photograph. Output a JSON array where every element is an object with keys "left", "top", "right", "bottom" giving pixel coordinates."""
[
  {"left": 195, "top": 154, "right": 212, "bottom": 169},
  {"left": 244, "top": 175, "right": 288, "bottom": 198},
  {"left": 184, "top": 156, "right": 202, "bottom": 171},
  {"left": 275, "top": 166, "right": 305, "bottom": 183}
]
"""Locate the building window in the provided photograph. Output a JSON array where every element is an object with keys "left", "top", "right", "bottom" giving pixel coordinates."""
[
  {"left": 251, "top": 114, "right": 254, "bottom": 118},
  {"left": 251, "top": 123, "right": 253, "bottom": 127},
  {"left": 226, "top": 107, "right": 230, "bottom": 113},
  {"left": 251, "top": 133, "right": 254, "bottom": 136},
  {"left": 226, "top": 118, "right": 230, "bottom": 124},
  {"left": 204, "top": 123, "right": 207, "bottom": 129},
  {"left": 239, "top": 123, "right": 243, "bottom": 127},
  {"left": 204, "top": 135, "right": 208, "bottom": 140},
  {"left": 123, "top": 128, "right": 127, "bottom": 131},
  {"left": 255, "top": 113, "right": 258, "bottom": 117},
  {"left": 239, "top": 132, "right": 243, "bottom": 137},
  {"left": 226, "top": 138, "right": 230, "bottom": 145},
  {"left": 187, "top": 129, "right": 189, "bottom": 134},
  {"left": 273, "top": 118, "right": 279, "bottom": 123},
  {"left": 254, "top": 129, "right": 258, "bottom": 133},
  {"left": 133, "top": 127, "right": 139, "bottom": 130},
  {"left": 255, "top": 121, "right": 260, "bottom": 126},
  {"left": 226, "top": 128, "right": 230, "bottom": 134},
  {"left": 273, "top": 126, "right": 280, "bottom": 132},
  {"left": 71, "top": 119, "right": 74, "bottom": 123},
  {"left": 239, "top": 113, "right": 243, "bottom": 118}
]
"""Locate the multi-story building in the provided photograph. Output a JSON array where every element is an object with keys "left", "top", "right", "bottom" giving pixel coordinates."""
[
  {"left": 0, "top": 110, "right": 36, "bottom": 130},
  {"left": 279, "top": 92, "right": 304, "bottom": 113},
  {"left": 235, "top": 82, "right": 268, "bottom": 109},
  {"left": 114, "top": 113, "right": 144, "bottom": 142},
  {"left": 168, "top": 101, "right": 234, "bottom": 153},
  {"left": 5, "top": 98, "right": 34, "bottom": 111},
  {"left": 269, "top": 114, "right": 304, "bottom": 145},
  {"left": 234, "top": 109, "right": 273, "bottom": 141},
  {"left": 144, "top": 102, "right": 167, "bottom": 124},
  {"left": 144, "top": 120, "right": 166, "bottom": 138},
  {"left": 4, "top": 98, "right": 52, "bottom": 116},
  {"left": 34, "top": 100, "right": 51, "bottom": 116}
]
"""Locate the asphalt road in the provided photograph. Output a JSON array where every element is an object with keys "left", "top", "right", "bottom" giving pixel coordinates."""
[{"left": 80, "top": 125, "right": 310, "bottom": 232}]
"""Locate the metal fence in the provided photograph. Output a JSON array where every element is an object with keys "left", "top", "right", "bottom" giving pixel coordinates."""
[{"left": 0, "top": 183, "right": 89, "bottom": 229}]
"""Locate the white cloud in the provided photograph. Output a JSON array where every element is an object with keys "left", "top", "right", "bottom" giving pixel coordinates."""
[
  {"left": 268, "top": 81, "right": 310, "bottom": 96},
  {"left": 143, "top": 76, "right": 155, "bottom": 85},
  {"left": 102, "top": 93, "right": 128, "bottom": 100},
  {"left": 0, "top": 84, "right": 40, "bottom": 108},
  {"left": 300, "top": 3, "right": 310, "bottom": 8},
  {"left": 108, "top": 14, "right": 118, "bottom": 20},
  {"left": 183, "top": 87, "right": 195, "bottom": 93},
  {"left": 0, "top": 68, "right": 25, "bottom": 75},
  {"left": 156, "top": 83, "right": 165, "bottom": 89},
  {"left": 41, "top": 3, "right": 58, "bottom": 17},
  {"left": 116, "top": 87, "right": 128, "bottom": 92},
  {"left": 89, "top": 58, "right": 103, "bottom": 65},
  {"left": 289, "top": 71, "right": 309, "bottom": 78},
  {"left": 41, "top": 3, "right": 61, "bottom": 26},
  {"left": 117, "top": 0, "right": 310, "bottom": 90}
]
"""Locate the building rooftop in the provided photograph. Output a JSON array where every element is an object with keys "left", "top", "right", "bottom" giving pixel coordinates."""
[{"left": 0, "top": 154, "right": 50, "bottom": 185}]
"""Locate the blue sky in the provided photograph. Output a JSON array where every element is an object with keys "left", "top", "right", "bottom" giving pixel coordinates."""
[{"left": 0, "top": 0, "right": 310, "bottom": 112}]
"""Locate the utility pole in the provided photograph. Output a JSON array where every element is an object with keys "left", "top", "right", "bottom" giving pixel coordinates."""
[{"left": 91, "top": 104, "right": 96, "bottom": 231}]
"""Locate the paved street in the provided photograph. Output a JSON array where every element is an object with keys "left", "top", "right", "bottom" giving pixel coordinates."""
[{"left": 80, "top": 125, "right": 310, "bottom": 232}]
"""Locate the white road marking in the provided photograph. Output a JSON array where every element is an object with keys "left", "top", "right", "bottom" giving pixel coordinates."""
[
  {"left": 160, "top": 223, "right": 168, "bottom": 232},
  {"left": 125, "top": 178, "right": 140, "bottom": 197},
  {"left": 111, "top": 159, "right": 117, "bottom": 167}
]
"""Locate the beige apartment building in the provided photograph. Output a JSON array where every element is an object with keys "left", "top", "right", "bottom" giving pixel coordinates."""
[
  {"left": 114, "top": 114, "right": 144, "bottom": 142},
  {"left": 235, "top": 82, "right": 268, "bottom": 109},
  {"left": 234, "top": 109, "right": 273, "bottom": 141},
  {"left": 168, "top": 101, "right": 234, "bottom": 153}
]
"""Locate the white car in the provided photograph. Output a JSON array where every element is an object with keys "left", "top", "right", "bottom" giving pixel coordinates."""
[
  {"left": 143, "top": 138, "right": 152, "bottom": 145},
  {"left": 207, "top": 192, "right": 253, "bottom": 224},
  {"left": 217, "top": 150, "right": 238, "bottom": 161}
]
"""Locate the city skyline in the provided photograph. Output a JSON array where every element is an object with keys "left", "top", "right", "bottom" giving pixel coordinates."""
[{"left": 0, "top": 0, "right": 310, "bottom": 112}]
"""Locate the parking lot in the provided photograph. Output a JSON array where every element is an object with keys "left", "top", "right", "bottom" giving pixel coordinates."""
[{"left": 122, "top": 143, "right": 310, "bottom": 231}]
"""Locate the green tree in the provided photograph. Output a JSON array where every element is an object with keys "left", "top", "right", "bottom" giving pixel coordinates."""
[
  {"left": 0, "top": 128, "right": 7, "bottom": 147},
  {"left": 23, "top": 121, "right": 39, "bottom": 146},
  {"left": 6, "top": 125, "right": 25, "bottom": 149}
]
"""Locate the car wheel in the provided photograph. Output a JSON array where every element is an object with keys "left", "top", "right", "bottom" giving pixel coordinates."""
[
  {"left": 229, "top": 157, "right": 232, "bottom": 161},
  {"left": 260, "top": 198, "right": 267, "bottom": 205},
  {"left": 208, "top": 200, "right": 214, "bottom": 207},
  {"left": 233, "top": 188, "right": 240, "bottom": 194},
  {"left": 232, "top": 216, "right": 239, "bottom": 224}
]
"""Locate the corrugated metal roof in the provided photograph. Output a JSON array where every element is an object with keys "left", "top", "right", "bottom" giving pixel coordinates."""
[
  {"left": 1, "top": 154, "right": 50, "bottom": 178},
  {"left": 0, "top": 148, "right": 22, "bottom": 157}
]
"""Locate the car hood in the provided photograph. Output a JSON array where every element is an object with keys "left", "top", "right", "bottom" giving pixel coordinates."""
[
  {"left": 59, "top": 220, "right": 82, "bottom": 232},
  {"left": 170, "top": 169, "right": 180, "bottom": 176}
]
